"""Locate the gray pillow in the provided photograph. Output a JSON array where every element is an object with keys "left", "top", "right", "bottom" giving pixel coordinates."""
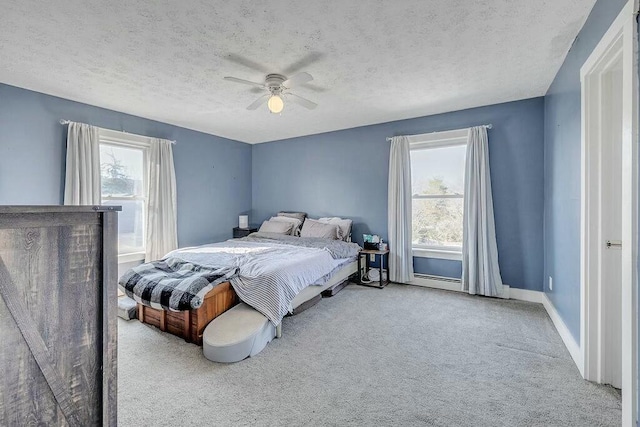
[
  {"left": 277, "top": 212, "right": 307, "bottom": 235},
  {"left": 300, "top": 218, "right": 339, "bottom": 239},
  {"left": 278, "top": 212, "right": 307, "bottom": 223},
  {"left": 318, "top": 217, "right": 353, "bottom": 241},
  {"left": 259, "top": 220, "right": 294, "bottom": 235},
  {"left": 269, "top": 216, "right": 302, "bottom": 236}
]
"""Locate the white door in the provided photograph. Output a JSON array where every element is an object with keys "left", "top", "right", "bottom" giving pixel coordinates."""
[
  {"left": 600, "top": 57, "right": 623, "bottom": 389},
  {"left": 580, "top": 4, "right": 638, "bottom": 423}
]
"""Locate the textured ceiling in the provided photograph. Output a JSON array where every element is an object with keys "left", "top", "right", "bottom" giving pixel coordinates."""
[{"left": 0, "top": 0, "right": 596, "bottom": 144}]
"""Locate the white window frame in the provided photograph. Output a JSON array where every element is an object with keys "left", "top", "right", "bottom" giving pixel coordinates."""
[
  {"left": 98, "top": 128, "right": 151, "bottom": 264},
  {"left": 409, "top": 128, "right": 468, "bottom": 261}
]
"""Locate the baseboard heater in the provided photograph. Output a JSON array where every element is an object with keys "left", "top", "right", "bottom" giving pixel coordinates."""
[
  {"left": 411, "top": 274, "right": 513, "bottom": 299},
  {"left": 413, "top": 273, "right": 461, "bottom": 284}
]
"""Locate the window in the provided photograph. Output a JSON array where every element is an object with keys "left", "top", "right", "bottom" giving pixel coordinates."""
[
  {"left": 99, "top": 129, "right": 150, "bottom": 262},
  {"left": 410, "top": 129, "right": 468, "bottom": 260}
]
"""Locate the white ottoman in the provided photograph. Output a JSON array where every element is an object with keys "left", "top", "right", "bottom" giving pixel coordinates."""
[{"left": 203, "top": 303, "right": 276, "bottom": 363}]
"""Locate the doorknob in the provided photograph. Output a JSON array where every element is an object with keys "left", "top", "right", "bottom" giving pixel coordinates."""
[{"left": 606, "top": 240, "right": 622, "bottom": 249}]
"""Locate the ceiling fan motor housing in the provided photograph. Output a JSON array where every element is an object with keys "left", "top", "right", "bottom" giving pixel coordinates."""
[{"left": 265, "top": 74, "right": 286, "bottom": 94}]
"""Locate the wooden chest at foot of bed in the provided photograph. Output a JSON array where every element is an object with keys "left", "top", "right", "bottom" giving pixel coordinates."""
[{"left": 137, "top": 281, "right": 239, "bottom": 345}]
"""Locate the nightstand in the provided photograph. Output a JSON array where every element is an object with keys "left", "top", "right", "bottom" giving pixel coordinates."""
[
  {"left": 233, "top": 226, "right": 258, "bottom": 238},
  {"left": 355, "top": 249, "right": 390, "bottom": 289}
]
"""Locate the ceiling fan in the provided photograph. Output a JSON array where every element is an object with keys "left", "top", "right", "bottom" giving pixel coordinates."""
[{"left": 224, "top": 72, "right": 318, "bottom": 114}]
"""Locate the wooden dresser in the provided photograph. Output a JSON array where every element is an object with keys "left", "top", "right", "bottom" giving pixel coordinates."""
[{"left": 0, "top": 206, "right": 120, "bottom": 426}]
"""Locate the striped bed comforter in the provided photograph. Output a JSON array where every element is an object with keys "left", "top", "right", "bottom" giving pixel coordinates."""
[{"left": 124, "top": 233, "right": 361, "bottom": 325}]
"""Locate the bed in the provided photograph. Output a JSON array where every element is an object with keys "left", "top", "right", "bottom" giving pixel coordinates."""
[{"left": 121, "top": 228, "right": 361, "bottom": 345}]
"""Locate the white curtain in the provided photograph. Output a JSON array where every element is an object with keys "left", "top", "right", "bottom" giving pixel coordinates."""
[
  {"left": 145, "top": 138, "right": 178, "bottom": 262},
  {"left": 462, "top": 126, "right": 505, "bottom": 297},
  {"left": 63, "top": 122, "right": 101, "bottom": 205},
  {"left": 388, "top": 136, "right": 414, "bottom": 283}
]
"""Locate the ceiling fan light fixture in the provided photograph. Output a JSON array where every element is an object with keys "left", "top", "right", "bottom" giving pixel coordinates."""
[
  {"left": 267, "top": 95, "right": 284, "bottom": 114},
  {"left": 224, "top": 71, "right": 317, "bottom": 112}
]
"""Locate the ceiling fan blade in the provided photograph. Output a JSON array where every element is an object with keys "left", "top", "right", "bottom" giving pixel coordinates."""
[
  {"left": 225, "top": 53, "right": 271, "bottom": 74},
  {"left": 283, "top": 72, "right": 313, "bottom": 89},
  {"left": 287, "top": 93, "right": 317, "bottom": 110},
  {"left": 300, "top": 83, "right": 328, "bottom": 93},
  {"left": 247, "top": 94, "right": 270, "bottom": 110},
  {"left": 283, "top": 52, "right": 325, "bottom": 75},
  {"left": 224, "top": 76, "right": 265, "bottom": 88}
]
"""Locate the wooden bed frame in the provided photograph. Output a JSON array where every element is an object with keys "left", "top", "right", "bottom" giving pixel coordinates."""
[{"left": 137, "top": 281, "right": 238, "bottom": 345}]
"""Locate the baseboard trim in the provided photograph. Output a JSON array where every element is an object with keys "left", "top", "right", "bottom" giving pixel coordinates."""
[
  {"left": 509, "top": 287, "right": 544, "bottom": 303},
  {"left": 541, "top": 293, "right": 583, "bottom": 374}
]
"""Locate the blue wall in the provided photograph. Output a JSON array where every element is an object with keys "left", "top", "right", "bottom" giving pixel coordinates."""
[
  {"left": 252, "top": 97, "right": 545, "bottom": 291},
  {"left": 543, "top": 0, "right": 628, "bottom": 343},
  {"left": 0, "top": 83, "right": 252, "bottom": 247}
]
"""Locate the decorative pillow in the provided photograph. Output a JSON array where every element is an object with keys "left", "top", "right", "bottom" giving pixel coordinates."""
[
  {"left": 318, "top": 217, "right": 353, "bottom": 241},
  {"left": 277, "top": 212, "right": 307, "bottom": 224},
  {"left": 300, "top": 218, "right": 339, "bottom": 239},
  {"left": 269, "top": 216, "right": 302, "bottom": 236},
  {"left": 259, "top": 220, "right": 294, "bottom": 235}
]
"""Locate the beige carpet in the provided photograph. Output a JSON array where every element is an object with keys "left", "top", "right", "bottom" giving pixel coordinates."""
[{"left": 118, "top": 284, "right": 621, "bottom": 426}]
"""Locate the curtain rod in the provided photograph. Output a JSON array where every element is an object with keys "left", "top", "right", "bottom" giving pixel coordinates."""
[
  {"left": 386, "top": 124, "right": 493, "bottom": 142},
  {"left": 59, "top": 120, "right": 177, "bottom": 144}
]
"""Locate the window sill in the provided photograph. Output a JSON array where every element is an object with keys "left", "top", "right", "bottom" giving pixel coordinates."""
[
  {"left": 118, "top": 252, "right": 145, "bottom": 264},
  {"left": 412, "top": 248, "right": 462, "bottom": 261}
]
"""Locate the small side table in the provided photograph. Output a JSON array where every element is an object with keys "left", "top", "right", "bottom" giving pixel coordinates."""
[
  {"left": 356, "top": 249, "right": 390, "bottom": 289},
  {"left": 233, "top": 226, "right": 258, "bottom": 238}
]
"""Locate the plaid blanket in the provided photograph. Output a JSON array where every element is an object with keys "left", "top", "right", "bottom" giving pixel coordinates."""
[{"left": 119, "top": 257, "right": 238, "bottom": 311}]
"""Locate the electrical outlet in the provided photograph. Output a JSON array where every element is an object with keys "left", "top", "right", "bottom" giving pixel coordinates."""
[
  {"left": 370, "top": 254, "right": 375, "bottom": 262},
  {"left": 549, "top": 276, "right": 553, "bottom": 291}
]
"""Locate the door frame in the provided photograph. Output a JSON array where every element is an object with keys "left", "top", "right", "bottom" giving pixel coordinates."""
[{"left": 580, "top": 1, "right": 638, "bottom": 425}]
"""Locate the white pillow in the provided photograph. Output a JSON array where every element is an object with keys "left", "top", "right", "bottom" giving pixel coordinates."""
[
  {"left": 318, "top": 217, "right": 353, "bottom": 241},
  {"left": 269, "top": 216, "right": 302, "bottom": 236},
  {"left": 300, "top": 219, "right": 339, "bottom": 239},
  {"left": 259, "top": 220, "right": 294, "bottom": 235}
]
